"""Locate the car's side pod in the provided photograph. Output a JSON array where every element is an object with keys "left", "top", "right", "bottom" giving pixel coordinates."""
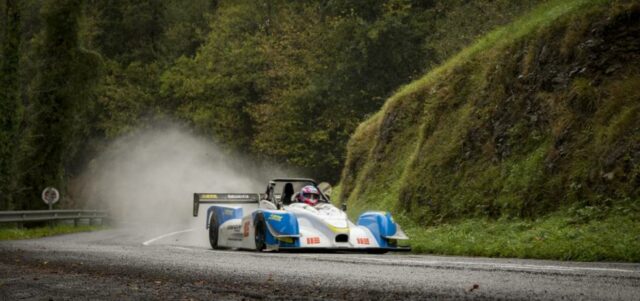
[
  {"left": 357, "top": 211, "right": 408, "bottom": 248},
  {"left": 253, "top": 210, "right": 301, "bottom": 248},
  {"left": 254, "top": 210, "right": 300, "bottom": 237}
]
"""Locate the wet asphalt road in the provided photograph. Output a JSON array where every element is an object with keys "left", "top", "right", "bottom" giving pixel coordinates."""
[{"left": 1, "top": 226, "right": 639, "bottom": 300}]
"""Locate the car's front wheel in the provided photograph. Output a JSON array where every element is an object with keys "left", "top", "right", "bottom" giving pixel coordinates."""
[
  {"left": 254, "top": 215, "right": 266, "bottom": 251},
  {"left": 208, "top": 214, "right": 219, "bottom": 249}
]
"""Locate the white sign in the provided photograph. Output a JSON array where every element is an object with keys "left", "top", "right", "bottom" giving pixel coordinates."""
[{"left": 41, "top": 187, "right": 60, "bottom": 205}]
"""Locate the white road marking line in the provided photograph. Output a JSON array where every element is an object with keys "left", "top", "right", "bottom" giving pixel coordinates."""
[
  {"left": 170, "top": 246, "right": 196, "bottom": 251},
  {"left": 153, "top": 243, "right": 638, "bottom": 274},
  {"left": 346, "top": 256, "right": 638, "bottom": 273},
  {"left": 214, "top": 251, "right": 638, "bottom": 273},
  {"left": 142, "top": 229, "right": 195, "bottom": 246}
]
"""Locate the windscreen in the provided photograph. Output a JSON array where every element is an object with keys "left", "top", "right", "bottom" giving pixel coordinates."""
[{"left": 273, "top": 181, "right": 328, "bottom": 203}]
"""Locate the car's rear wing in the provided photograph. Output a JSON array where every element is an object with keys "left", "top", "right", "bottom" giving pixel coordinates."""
[{"left": 192, "top": 193, "right": 264, "bottom": 217}]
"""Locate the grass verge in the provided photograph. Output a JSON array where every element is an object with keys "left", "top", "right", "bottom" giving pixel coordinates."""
[
  {"left": 403, "top": 209, "right": 640, "bottom": 262},
  {"left": 0, "top": 225, "right": 106, "bottom": 240}
]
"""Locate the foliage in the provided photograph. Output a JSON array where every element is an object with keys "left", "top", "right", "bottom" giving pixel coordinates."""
[
  {"left": 0, "top": 0, "right": 215, "bottom": 209},
  {"left": 161, "top": 0, "right": 269, "bottom": 151},
  {"left": 0, "top": 0, "right": 22, "bottom": 210},
  {"left": 12, "top": 0, "right": 101, "bottom": 208},
  {"left": 0, "top": 0, "right": 545, "bottom": 209},
  {"left": 161, "top": 0, "right": 546, "bottom": 182},
  {"left": 0, "top": 224, "right": 105, "bottom": 240},
  {"left": 4, "top": 0, "right": 632, "bottom": 246},
  {"left": 339, "top": 0, "right": 639, "bottom": 226}
]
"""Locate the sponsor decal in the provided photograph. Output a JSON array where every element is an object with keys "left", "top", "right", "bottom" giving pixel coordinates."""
[
  {"left": 224, "top": 208, "right": 234, "bottom": 216},
  {"left": 277, "top": 237, "right": 294, "bottom": 244},
  {"left": 357, "top": 238, "right": 370, "bottom": 245},
  {"left": 268, "top": 214, "right": 283, "bottom": 222},
  {"left": 326, "top": 223, "right": 349, "bottom": 233},
  {"left": 228, "top": 236, "right": 243, "bottom": 241},
  {"left": 228, "top": 194, "right": 250, "bottom": 199},
  {"left": 201, "top": 194, "right": 218, "bottom": 199},
  {"left": 226, "top": 225, "right": 242, "bottom": 232},
  {"left": 306, "top": 237, "right": 320, "bottom": 245},
  {"left": 243, "top": 221, "right": 250, "bottom": 237}
]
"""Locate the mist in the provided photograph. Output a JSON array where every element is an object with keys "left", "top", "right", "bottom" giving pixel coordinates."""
[{"left": 80, "top": 125, "right": 295, "bottom": 242}]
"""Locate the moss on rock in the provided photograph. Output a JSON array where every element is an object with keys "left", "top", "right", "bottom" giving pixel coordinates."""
[{"left": 339, "top": 0, "right": 640, "bottom": 225}]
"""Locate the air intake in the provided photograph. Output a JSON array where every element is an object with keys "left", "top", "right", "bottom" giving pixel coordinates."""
[{"left": 335, "top": 234, "right": 349, "bottom": 243}]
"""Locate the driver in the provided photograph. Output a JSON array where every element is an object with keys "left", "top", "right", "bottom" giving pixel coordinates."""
[{"left": 296, "top": 185, "right": 321, "bottom": 206}]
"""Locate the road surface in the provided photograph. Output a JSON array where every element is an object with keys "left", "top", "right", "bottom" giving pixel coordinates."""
[{"left": 1, "top": 225, "right": 639, "bottom": 300}]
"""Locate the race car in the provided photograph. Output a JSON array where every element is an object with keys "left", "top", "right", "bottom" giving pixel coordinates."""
[{"left": 192, "top": 178, "right": 410, "bottom": 253}]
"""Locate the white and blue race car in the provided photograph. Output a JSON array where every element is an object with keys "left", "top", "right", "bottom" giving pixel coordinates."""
[{"left": 192, "top": 178, "right": 410, "bottom": 253}]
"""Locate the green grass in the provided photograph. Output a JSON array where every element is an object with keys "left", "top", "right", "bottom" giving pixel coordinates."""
[
  {"left": 404, "top": 209, "right": 640, "bottom": 262},
  {"left": 0, "top": 225, "right": 105, "bottom": 240}
]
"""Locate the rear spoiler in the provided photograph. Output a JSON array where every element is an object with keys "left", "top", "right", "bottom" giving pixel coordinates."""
[{"left": 192, "top": 193, "right": 264, "bottom": 217}]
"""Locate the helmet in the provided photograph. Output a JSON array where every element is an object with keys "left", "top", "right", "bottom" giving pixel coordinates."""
[{"left": 298, "top": 185, "right": 320, "bottom": 206}]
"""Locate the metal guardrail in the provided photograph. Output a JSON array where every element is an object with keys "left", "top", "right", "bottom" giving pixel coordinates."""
[{"left": 0, "top": 210, "right": 108, "bottom": 224}]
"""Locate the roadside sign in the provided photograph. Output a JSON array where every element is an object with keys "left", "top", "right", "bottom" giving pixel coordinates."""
[{"left": 42, "top": 187, "right": 60, "bottom": 208}]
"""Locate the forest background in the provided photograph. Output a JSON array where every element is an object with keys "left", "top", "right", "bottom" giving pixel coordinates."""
[{"left": 0, "top": 0, "right": 545, "bottom": 210}]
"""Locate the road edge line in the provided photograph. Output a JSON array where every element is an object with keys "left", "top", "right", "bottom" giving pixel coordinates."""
[{"left": 142, "top": 229, "right": 195, "bottom": 246}]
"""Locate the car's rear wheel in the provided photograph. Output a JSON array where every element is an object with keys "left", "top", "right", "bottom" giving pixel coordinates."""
[
  {"left": 208, "top": 214, "right": 219, "bottom": 249},
  {"left": 254, "top": 215, "right": 266, "bottom": 251}
]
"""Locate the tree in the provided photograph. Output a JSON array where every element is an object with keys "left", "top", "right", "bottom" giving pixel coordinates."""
[
  {"left": 250, "top": 0, "right": 433, "bottom": 181},
  {"left": 161, "top": 0, "right": 269, "bottom": 151},
  {"left": 18, "top": 0, "right": 101, "bottom": 208},
  {"left": 0, "top": 0, "right": 22, "bottom": 209},
  {"left": 87, "top": 0, "right": 166, "bottom": 64}
]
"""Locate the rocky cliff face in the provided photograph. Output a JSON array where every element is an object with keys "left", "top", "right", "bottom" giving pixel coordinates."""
[{"left": 339, "top": 1, "right": 639, "bottom": 223}]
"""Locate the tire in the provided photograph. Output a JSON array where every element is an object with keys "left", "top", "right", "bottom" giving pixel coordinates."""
[
  {"left": 208, "top": 213, "right": 219, "bottom": 249},
  {"left": 254, "top": 215, "right": 266, "bottom": 251}
]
